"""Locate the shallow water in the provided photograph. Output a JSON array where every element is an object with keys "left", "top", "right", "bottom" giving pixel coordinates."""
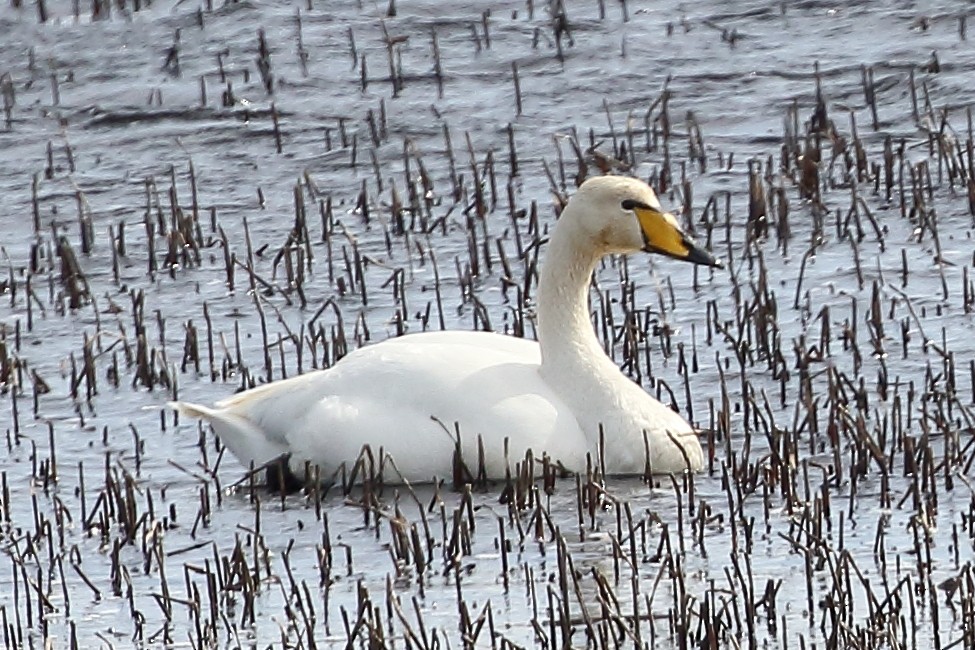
[{"left": 1, "top": 0, "right": 975, "bottom": 647}]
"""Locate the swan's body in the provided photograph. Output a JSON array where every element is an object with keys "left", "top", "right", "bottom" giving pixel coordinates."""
[{"left": 171, "top": 175, "right": 720, "bottom": 484}]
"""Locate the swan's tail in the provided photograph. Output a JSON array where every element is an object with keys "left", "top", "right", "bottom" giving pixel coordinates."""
[
  {"left": 167, "top": 401, "right": 288, "bottom": 472},
  {"left": 168, "top": 400, "right": 219, "bottom": 420}
]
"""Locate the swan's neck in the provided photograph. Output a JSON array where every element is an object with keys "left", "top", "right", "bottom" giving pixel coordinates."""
[{"left": 536, "top": 217, "right": 609, "bottom": 375}]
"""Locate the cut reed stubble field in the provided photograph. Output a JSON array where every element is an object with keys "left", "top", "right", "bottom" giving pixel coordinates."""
[{"left": 0, "top": 0, "right": 974, "bottom": 648}]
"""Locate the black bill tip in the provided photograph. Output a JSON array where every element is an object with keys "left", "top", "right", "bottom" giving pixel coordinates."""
[{"left": 684, "top": 237, "right": 723, "bottom": 268}]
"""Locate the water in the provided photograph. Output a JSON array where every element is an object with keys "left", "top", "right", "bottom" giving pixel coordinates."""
[{"left": 1, "top": 0, "right": 974, "bottom": 647}]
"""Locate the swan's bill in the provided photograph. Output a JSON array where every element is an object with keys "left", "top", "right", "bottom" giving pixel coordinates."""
[{"left": 632, "top": 203, "right": 722, "bottom": 268}]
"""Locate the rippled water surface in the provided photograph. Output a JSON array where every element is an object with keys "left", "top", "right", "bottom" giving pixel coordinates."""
[{"left": 1, "top": 0, "right": 975, "bottom": 647}]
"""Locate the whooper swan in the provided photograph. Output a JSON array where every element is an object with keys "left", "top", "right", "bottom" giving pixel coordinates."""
[{"left": 170, "top": 175, "right": 721, "bottom": 486}]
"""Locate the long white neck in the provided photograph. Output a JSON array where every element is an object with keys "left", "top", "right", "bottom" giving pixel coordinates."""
[
  {"left": 536, "top": 213, "right": 613, "bottom": 378},
  {"left": 532, "top": 185, "right": 700, "bottom": 474}
]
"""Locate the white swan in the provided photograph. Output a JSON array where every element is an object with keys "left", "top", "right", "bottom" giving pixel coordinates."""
[{"left": 170, "top": 175, "right": 720, "bottom": 485}]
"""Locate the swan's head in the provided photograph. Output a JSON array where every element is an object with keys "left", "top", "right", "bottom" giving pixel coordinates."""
[{"left": 568, "top": 175, "right": 721, "bottom": 267}]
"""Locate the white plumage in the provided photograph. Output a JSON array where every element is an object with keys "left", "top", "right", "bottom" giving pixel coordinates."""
[{"left": 170, "top": 175, "right": 720, "bottom": 484}]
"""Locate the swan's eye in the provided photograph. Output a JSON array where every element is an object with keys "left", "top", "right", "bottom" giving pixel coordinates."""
[{"left": 621, "top": 199, "right": 652, "bottom": 212}]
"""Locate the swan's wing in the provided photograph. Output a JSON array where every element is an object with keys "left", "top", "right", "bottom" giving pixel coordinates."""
[{"left": 192, "top": 331, "right": 587, "bottom": 480}]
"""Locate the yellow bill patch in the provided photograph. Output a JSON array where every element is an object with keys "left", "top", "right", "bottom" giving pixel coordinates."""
[{"left": 634, "top": 207, "right": 690, "bottom": 259}]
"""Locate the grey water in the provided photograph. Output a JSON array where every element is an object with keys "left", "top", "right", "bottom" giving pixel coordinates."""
[{"left": 1, "top": 0, "right": 974, "bottom": 647}]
